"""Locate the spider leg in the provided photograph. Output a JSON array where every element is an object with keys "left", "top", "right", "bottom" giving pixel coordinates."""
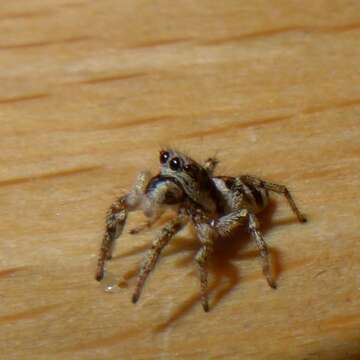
[
  {"left": 214, "top": 208, "right": 276, "bottom": 289},
  {"left": 248, "top": 212, "right": 277, "bottom": 289},
  {"left": 95, "top": 171, "right": 151, "bottom": 281},
  {"left": 193, "top": 221, "right": 215, "bottom": 312},
  {"left": 132, "top": 216, "right": 185, "bottom": 304},
  {"left": 95, "top": 196, "right": 128, "bottom": 281},
  {"left": 189, "top": 203, "right": 246, "bottom": 312},
  {"left": 240, "top": 175, "right": 307, "bottom": 223}
]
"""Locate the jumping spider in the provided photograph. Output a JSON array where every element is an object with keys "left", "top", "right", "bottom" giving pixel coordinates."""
[{"left": 95, "top": 149, "right": 306, "bottom": 312}]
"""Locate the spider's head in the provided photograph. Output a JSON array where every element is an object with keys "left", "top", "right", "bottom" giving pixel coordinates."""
[
  {"left": 159, "top": 149, "right": 202, "bottom": 177},
  {"left": 160, "top": 149, "right": 185, "bottom": 172},
  {"left": 158, "top": 149, "right": 216, "bottom": 212}
]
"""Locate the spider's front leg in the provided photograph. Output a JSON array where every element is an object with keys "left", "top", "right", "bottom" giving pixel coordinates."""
[
  {"left": 95, "top": 171, "right": 151, "bottom": 281},
  {"left": 129, "top": 176, "right": 186, "bottom": 302},
  {"left": 132, "top": 213, "right": 186, "bottom": 304}
]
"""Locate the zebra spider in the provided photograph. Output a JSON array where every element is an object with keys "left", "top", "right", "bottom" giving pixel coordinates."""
[{"left": 95, "top": 149, "right": 306, "bottom": 312}]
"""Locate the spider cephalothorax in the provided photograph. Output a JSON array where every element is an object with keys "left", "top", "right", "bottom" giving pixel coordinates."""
[{"left": 95, "top": 149, "right": 306, "bottom": 311}]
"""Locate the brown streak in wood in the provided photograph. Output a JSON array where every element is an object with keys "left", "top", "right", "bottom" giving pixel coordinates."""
[
  {"left": 130, "top": 37, "right": 191, "bottom": 49},
  {"left": 321, "top": 22, "right": 360, "bottom": 33},
  {"left": 0, "top": 304, "right": 61, "bottom": 323},
  {"left": 98, "top": 115, "right": 173, "bottom": 131},
  {"left": 0, "top": 93, "right": 49, "bottom": 105},
  {"left": 79, "top": 72, "right": 146, "bottom": 84},
  {"left": 202, "top": 26, "right": 304, "bottom": 45},
  {"left": 39, "top": 115, "right": 171, "bottom": 133},
  {"left": 202, "top": 23, "right": 360, "bottom": 45},
  {"left": 0, "top": 266, "right": 29, "bottom": 278},
  {"left": 0, "top": 36, "right": 91, "bottom": 50},
  {"left": 320, "top": 313, "right": 360, "bottom": 330},
  {"left": 184, "top": 115, "right": 291, "bottom": 139},
  {"left": 0, "top": 10, "right": 50, "bottom": 20},
  {"left": 1, "top": 115, "right": 171, "bottom": 136},
  {"left": 0, "top": 165, "right": 101, "bottom": 188},
  {"left": 303, "top": 98, "right": 360, "bottom": 114}
]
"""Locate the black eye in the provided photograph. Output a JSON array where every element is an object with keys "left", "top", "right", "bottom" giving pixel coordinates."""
[
  {"left": 160, "top": 151, "right": 169, "bottom": 164},
  {"left": 169, "top": 157, "right": 181, "bottom": 171}
]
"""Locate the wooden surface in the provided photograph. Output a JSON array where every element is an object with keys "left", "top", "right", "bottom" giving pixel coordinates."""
[{"left": 0, "top": 1, "right": 359, "bottom": 359}]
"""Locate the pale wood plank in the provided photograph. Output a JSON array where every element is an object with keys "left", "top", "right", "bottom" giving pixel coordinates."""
[{"left": 0, "top": 1, "right": 359, "bottom": 359}]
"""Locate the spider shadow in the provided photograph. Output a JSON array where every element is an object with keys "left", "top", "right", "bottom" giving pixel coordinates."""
[
  {"left": 113, "top": 201, "right": 300, "bottom": 331},
  {"left": 154, "top": 200, "right": 290, "bottom": 331}
]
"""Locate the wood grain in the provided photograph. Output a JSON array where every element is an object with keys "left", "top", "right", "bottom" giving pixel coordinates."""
[{"left": 0, "top": 1, "right": 359, "bottom": 359}]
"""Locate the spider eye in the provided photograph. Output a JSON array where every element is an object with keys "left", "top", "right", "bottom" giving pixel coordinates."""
[
  {"left": 160, "top": 151, "right": 169, "bottom": 164},
  {"left": 169, "top": 157, "right": 181, "bottom": 171}
]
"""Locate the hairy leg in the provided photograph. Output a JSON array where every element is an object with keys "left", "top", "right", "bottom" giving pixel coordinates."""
[
  {"left": 132, "top": 216, "right": 185, "bottom": 304},
  {"left": 96, "top": 196, "right": 128, "bottom": 281},
  {"left": 187, "top": 207, "right": 217, "bottom": 312},
  {"left": 194, "top": 221, "right": 215, "bottom": 312},
  {"left": 95, "top": 171, "right": 151, "bottom": 281},
  {"left": 240, "top": 175, "right": 307, "bottom": 223},
  {"left": 214, "top": 208, "right": 276, "bottom": 289},
  {"left": 248, "top": 212, "right": 276, "bottom": 289}
]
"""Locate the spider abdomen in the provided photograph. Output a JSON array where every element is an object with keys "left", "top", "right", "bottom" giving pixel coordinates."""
[{"left": 212, "top": 176, "right": 269, "bottom": 214}]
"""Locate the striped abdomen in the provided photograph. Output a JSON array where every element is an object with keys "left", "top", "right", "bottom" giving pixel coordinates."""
[{"left": 212, "top": 176, "right": 269, "bottom": 214}]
